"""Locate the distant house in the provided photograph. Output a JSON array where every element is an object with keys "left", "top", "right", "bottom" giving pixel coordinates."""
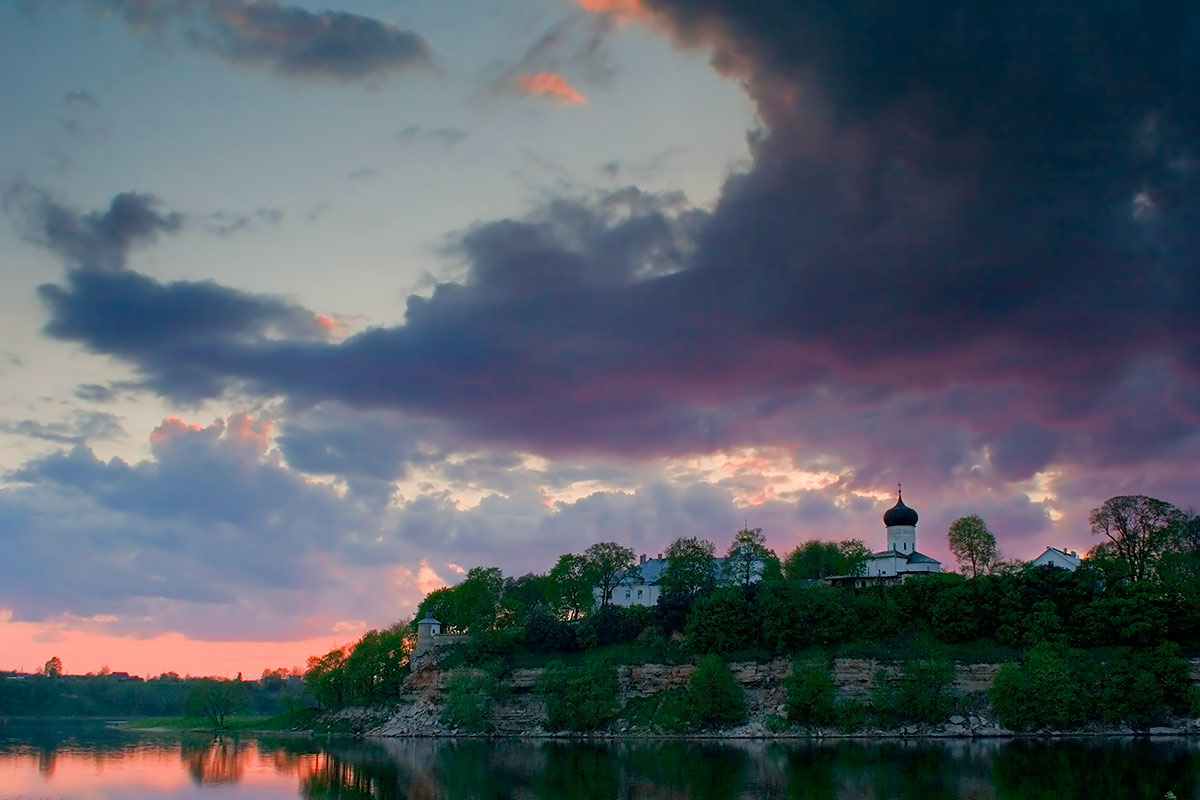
[
  {"left": 829, "top": 491, "right": 942, "bottom": 587},
  {"left": 1030, "top": 546, "right": 1081, "bottom": 572},
  {"left": 597, "top": 554, "right": 667, "bottom": 608}
]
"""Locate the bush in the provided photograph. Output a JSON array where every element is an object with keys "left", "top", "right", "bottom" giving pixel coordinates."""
[
  {"left": 898, "top": 657, "right": 955, "bottom": 725},
  {"left": 784, "top": 660, "right": 835, "bottom": 726},
  {"left": 990, "top": 643, "right": 1087, "bottom": 731},
  {"left": 440, "top": 669, "right": 496, "bottom": 733},
  {"left": 621, "top": 687, "right": 692, "bottom": 733},
  {"left": 833, "top": 699, "right": 869, "bottom": 732},
  {"left": 524, "top": 608, "right": 577, "bottom": 653},
  {"left": 463, "top": 629, "right": 519, "bottom": 673},
  {"left": 536, "top": 657, "right": 620, "bottom": 732},
  {"left": 684, "top": 588, "right": 755, "bottom": 655},
  {"left": 688, "top": 654, "right": 747, "bottom": 728},
  {"left": 577, "top": 605, "right": 649, "bottom": 650}
]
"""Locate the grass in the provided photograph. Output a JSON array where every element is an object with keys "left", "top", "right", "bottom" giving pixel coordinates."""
[{"left": 118, "top": 709, "right": 319, "bottom": 732}]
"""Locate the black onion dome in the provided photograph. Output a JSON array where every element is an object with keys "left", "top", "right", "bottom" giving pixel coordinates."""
[{"left": 883, "top": 495, "right": 919, "bottom": 527}]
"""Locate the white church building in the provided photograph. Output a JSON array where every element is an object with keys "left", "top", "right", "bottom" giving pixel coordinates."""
[{"left": 834, "top": 490, "right": 942, "bottom": 586}]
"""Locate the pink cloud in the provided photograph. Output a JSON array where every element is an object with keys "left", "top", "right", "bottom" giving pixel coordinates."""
[{"left": 515, "top": 72, "right": 586, "bottom": 104}]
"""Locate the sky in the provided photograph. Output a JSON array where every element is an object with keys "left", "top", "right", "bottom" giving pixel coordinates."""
[{"left": 0, "top": 0, "right": 1197, "bottom": 677}]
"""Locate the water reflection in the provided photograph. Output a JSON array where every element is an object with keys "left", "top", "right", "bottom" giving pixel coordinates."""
[{"left": 3, "top": 721, "right": 1200, "bottom": 799}]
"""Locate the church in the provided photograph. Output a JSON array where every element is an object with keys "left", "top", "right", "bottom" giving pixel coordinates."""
[{"left": 833, "top": 489, "right": 942, "bottom": 586}]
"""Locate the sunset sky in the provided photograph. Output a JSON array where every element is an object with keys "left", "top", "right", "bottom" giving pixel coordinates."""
[{"left": 1, "top": 0, "right": 1197, "bottom": 677}]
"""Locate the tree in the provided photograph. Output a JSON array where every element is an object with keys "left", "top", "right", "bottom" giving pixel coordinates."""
[
  {"left": 499, "top": 572, "right": 551, "bottom": 625},
  {"left": 40, "top": 656, "right": 63, "bottom": 678},
  {"left": 585, "top": 541, "right": 639, "bottom": 608},
  {"left": 304, "top": 647, "right": 350, "bottom": 709},
  {"left": 947, "top": 514, "right": 998, "bottom": 578},
  {"left": 547, "top": 553, "right": 593, "bottom": 619},
  {"left": 688, "top": 654, "right": 747, "bottom": 728},
  {"left": 659, "top": 536, "right": 718, "bottom": 597},
  {"left": 185, "top": 679, "right": 249, "bottom": 727},
  {"left": 454, "top": 567, "right": 505, "bottom": 632},
  {"left": 783, "top": 539, "right": 872, "bottom": 580},
  {"left": 342, "top": 628, "right": 408, "bottom": 704},
  {"left": 1090, "top": 495, "right": 1187, "bottom": 583},
  {"left": 722, "top": 527, "right": 772, "bottom": 588}
]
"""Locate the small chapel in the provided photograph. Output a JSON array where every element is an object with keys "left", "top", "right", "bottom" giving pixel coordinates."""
[{"left": 841, "top": 488, "right": 942, "bottom": 586}]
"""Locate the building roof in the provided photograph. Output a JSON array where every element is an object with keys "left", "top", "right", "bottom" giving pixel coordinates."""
[
  {"left": 869, "top": 549, "right": 941, "bottom": 565},
  {"left": 883, "top": 492, "right": 919, "bottom": 527},
  {"left": 418, "top": 614, "right": 441, "bottom": 625}
]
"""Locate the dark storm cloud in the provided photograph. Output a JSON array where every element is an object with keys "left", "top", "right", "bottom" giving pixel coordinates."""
[
  {"left": 90, "top": 0, "right": 431, "bottom": 83},
  {"left": 5, "top": 184, "right": 183, "bottom": 271},
  {"left": 22, "top": 5, "right": 1200, "bottom": 491}
]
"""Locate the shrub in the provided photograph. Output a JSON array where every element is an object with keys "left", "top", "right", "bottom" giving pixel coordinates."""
[
  {"left": 897, "top": 657, "right": 955, "bottom": 725},
  {"left": 440, "top": 669, "right": 495, "bottom": 733},
  {"left": 463, "top": 629, "right": 519, "bottom": 673},
  {"left": 577, "top": 605, "right": 649, "bottom": 650},
  {"left": 990, "top": 643, "right": 1087, "bottom": 731},
  {"left": 621, "top": 687, "right": 692, "bottom": 733},
  {"left": 684, "top": 588, "right": 755, "bottom": 655},
  {"left": 524, "top": 608, "right": 577, "bottom": 654},
  {"left": 536, "top": 657, "right": 620, "bottom": 732},
  {"left": 833, "top": 699, "right": 869, "bottom": 732},
  {"left": 688, "top": 654, "right": 747, "bottom": 728},
  {"left": 784, "top": 660, "right": 836, "bottom": 726}
]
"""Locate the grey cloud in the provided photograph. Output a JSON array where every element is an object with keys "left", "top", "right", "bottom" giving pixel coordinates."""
[
  {"left": 5, "top": 184, "right": 183, "bottom": 271},
  {"left": 397, "top": 126, "right": 467, "bottom": 148},
  {"left": 0, "top": 411, "right": 125, "bottom": 444},
  {"left": 92, "top": 0, "right": 432, "bottom": 83},
  {"left": 202, "top": 207, "right": 283, "bottom": 236}
]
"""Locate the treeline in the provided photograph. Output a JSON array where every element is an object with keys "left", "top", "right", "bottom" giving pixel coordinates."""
[
  {"left": 306, "top": 493, "right": 1200, "bottom": 731},
  {"left": 0, "top": 668, "right": 306, "bottom": 719}
]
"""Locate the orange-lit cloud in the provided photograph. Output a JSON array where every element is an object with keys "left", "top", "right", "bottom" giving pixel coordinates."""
[
  {"left": 314, "top": 313, "right": 350, "bottom": 339},
  {"left": 516, "top": 72, "right": 586, "bottom": 104},
  {"left": 576, "top": 0, "right": 646, "bottom": 20}
]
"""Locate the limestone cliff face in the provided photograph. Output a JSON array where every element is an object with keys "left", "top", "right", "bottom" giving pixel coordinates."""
[
  {"left": 366, "top": 657, "right": 1200, "bottom": 738},
  {"left": 370, "top": 658, "right": 1006, "bottom": 738}
]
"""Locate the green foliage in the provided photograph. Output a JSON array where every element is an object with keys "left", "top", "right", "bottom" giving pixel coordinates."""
[
  {"left": 586, "top": 541, "right": 641, "bottom": 608},
  {"left": 547, "top": 553, "right": 594, "bottom": 620},
  {"left": 946, "top": 514, "right": 998, "bottom": 578},
  {"left": 833, "top": 698, "right": 870, "bottom": 732},
  {"left": 523, "top": 607, "right": 578, "bottom": 653},
  {"left": 577, "top": 604, "right": 650, "bottom": 650},
  {"left": 785, "top": 660, "right": 835, "bottom": 726},
  {"left": 620, "top": 687, "right": 693, "bottom": 733},
  {"left": 688, "top": 654, "right": 747, "bottom": 728},
  {"left": 304, "top": 647, "right": 350, "bottom": 709},
  {"left": 441, "top": 669, "right": 497, "bottom": 733},
  {"left": 684, "top": 587, "right": 755, "bottom": 655},
  {"left": 782, "top": 539, "right": 871, "bottom": 580},
  {"left": 536, "top": 657, "right": 620, "bottom": 732},
  {"left": 659, "top": 536, "right": 718, "bottom": 597},
  {"left": 1090, "top": 495, "right": 1188, "bottom": 583},
  {"left": 341, "top": 628, "right": 408, "bottom": 705},
  {"left": 463, "top": 629, "right": 520, "bottom": 674},
  {"left": 990, "top": 644, "right": 1089, "bottom": 731},
  {"left": 868, "top": 657, "right": 956, "bottom": 727},
  {"left": 723, "top": 527, "right": 773, "bottom": 588},
  {"left": 499, "top": 572, "right": 551, "bottom": 627},
  {"left": 184, "top": 678, "right": 249, "bottom": 728}
]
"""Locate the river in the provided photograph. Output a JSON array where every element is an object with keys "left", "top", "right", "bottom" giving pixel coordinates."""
[{"left": 1, "top": 719, "right": 1198, "bottom": 798}]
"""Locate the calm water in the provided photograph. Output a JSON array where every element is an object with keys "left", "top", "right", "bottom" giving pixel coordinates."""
[{"left": 2, "top": 720, "right": 1199, "bottom": 799}]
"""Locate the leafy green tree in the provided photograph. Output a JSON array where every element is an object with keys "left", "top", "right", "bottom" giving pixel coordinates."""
[
  {"left": 990, "top": 644, "right": 1087, "bottom": 731},
  {"left": 722, "top": 527, "right": 772, "bottom": 588},
  {"left": 688, "top": 654, "right": 747, "bottom": 728},
  {"left": 441, "top": 669, "right": 497, "bottom": 733},
  {"left": 585, "top": 541, "right": 640, "bottom": 608},
  {"left": 499, "top": 572, "right": 550, "bottom": 625},
  {"left": 947, "top": 514, "right": 998, "bottom": 578},
  {"left": 684, "top": 587, "right": 755, "bottom": 655},
  {"left": 303, "top": 647, "right": 350, "bottom": 709},
  {"left": 184, "top": 678, "right": 249, "bottom": 727},
  {"left": 342, "top": 628, "right": 408, "bottom": 704},
  {"left": 659, "top": 536, "right": 718, "bottom": 597},
  {"left": 537, "top": 657, "right": 620, "bottom": 732},
  {"left": 547, "top": 553, "right": 594, "bottom": 619},
  {"left": 417, "top": 586, "right": 462, "bottom": 631},
  {"left": 1090, "top": 495, "right": 1187, "bottom": 582},
  {"left": 783, "top": 539, "right": 872, "bottom": 580},
  {"left": 785, "top": 660, "right": 836, "bottom": 725},
  {"left": 523, "top": 607, "right": 578, "bottom": 652},
  {"left": 40, "top": 656, "right": 63, "bottom": 678},
  {"left": 455, "top": 567, "right": 506, "bottom": 631}
]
